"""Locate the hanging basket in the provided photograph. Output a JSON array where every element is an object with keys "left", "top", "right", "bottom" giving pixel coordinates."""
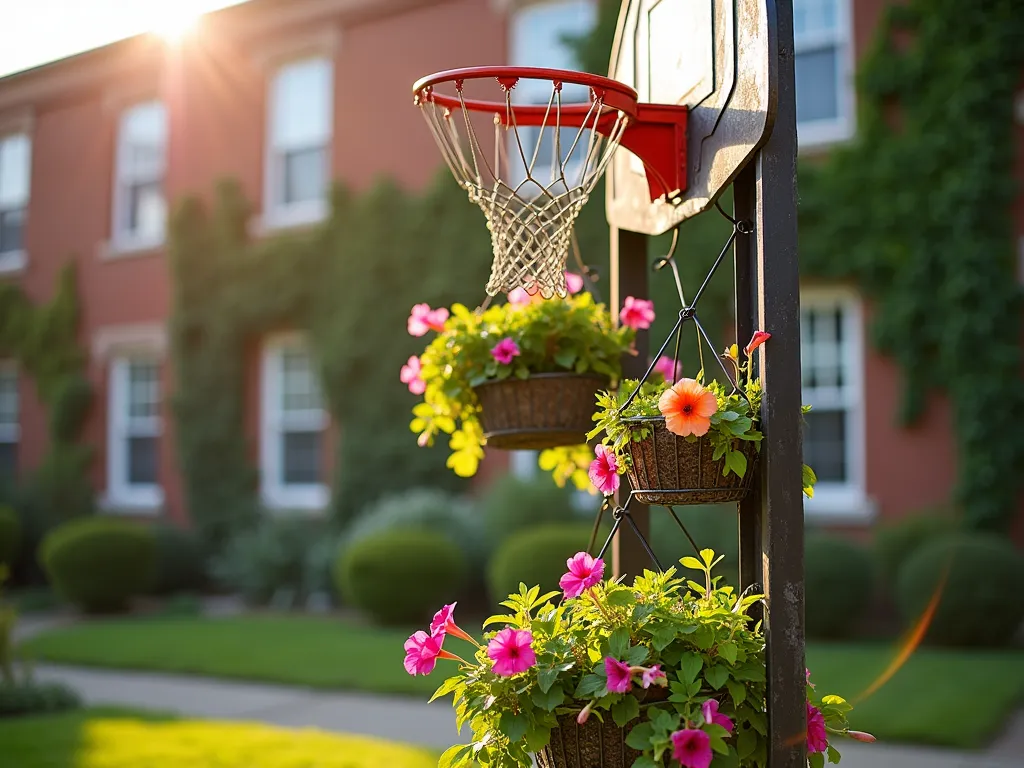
[
  {"left": 473, "top": 373, "right": 607, "bottom": 451},
  {"left": 534, "top": 711, "right": 642, "bottom": 768},
  {"left": 623, "top": 417, "right": 759, "bottom": 506}
]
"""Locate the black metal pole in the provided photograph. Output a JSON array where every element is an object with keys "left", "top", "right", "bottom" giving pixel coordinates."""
[
  {"left": 756, "top": 0, "right": 807, "bottom": 765},
  {"left": 609, "top": 225, "right": 650, "bottom": 579}
]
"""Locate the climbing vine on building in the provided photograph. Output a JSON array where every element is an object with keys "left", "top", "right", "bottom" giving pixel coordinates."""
[{"left": 169, "top": 177, "right": 490, "bottom": 548}]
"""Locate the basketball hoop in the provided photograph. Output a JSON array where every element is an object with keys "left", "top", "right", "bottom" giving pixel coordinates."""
[{"left": 413, "top": 66, "right": 687, "bottom": 299}]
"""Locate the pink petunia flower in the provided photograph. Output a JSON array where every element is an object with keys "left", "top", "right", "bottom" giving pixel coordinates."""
[
  {"left": 619, "top": 296, "right": 655, "bottom": 330},
  {"left": 671, "top": 728, "right": 713, "bottom": 768},
  {"left": 400, "top": 356, "right": 426, "bottom": 395},
  {"left": 507, "top": 287, "right": 533, "bottom": 306},
  {"left": 702, "top": 699, "right": 735, "bottom": 733},
  {"left": 559, "top": 552, "right": 605, "bottom": 600},
  {"left": 807, "top": 703, "right": 829, "bottom": 754},
  {"left": 487, "top": 628, "right": 536, "bottom": 677},
  {"left": 403, "top": 631, "right": 445, "bottom": 676},
  {"left": 641, "top": 665, "right": 667, "bottom": 689},
  {"left": 407, "top": 304, "right": 448, "bottom": 336},
  {"left": 490, "top": 337, "right": 521, "bottom": 365},
  {"left": 429, "top": 602, "right": 478, "bottom": 645},
  {"left": 605, "top": 657, "right": 633, "bottom": 694},
  {"left": 653, "top": 355, "right": 683, "bottom": 383},
  {"left": 588, "top": 444, "right": 620, "bottom": 496},
  {"left": 743, "top": 330, "right": 771, "bottom": 356},
  {"left": 565, "top": 272, "right": 585, "bottom": 295}
]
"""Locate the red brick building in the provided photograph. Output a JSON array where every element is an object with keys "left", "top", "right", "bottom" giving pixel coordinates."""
[{"left": 0, "top": 0, "right": 1019, "bottom": 530}]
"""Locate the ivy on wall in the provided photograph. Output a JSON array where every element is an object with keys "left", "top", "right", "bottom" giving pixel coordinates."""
[
  {"left": 0, "top": 263, "right": 94, "bottom": 576},
  {"left": 169, "top": 177, "right": 491, "bottom": 548}
]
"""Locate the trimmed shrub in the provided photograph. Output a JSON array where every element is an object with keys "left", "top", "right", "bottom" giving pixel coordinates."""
[
  {"left": 0, "top": 506, "right": 20, "bottom": 568},
  {"left": 337, "top": 530, "right": 466, "bottom": 626},
  {"left": 487, "top": 523, "right": 597, "bottom": 603},
  {"left": 480, "top": 475, "right": 582, "bottom": 549},
  {"left": 896, "top": 533, "right": 1024, "bottom": 647},
  {"left": 212, "top": 517, "right": 337, "bottom": 607},
  {"left": 0, "top": 681, "right": 81, "bottom": 718},
  {"left": 344, "top": 489, "right": 486, "bottom": 573},
  {"left": 39, "top": 518, "right": 155, "bottom": 613},
  {"left": 149, "top": 523, "right": 207, "bottom": 595},
  {"left": 874, "top": 509, "right": 958, "bottom": 584},
  {"left": 804, "top": 534, "right": 874, "bottom": 638}
]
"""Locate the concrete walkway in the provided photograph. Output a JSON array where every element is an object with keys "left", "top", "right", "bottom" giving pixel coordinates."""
[{"left": 26, "top": 663, "right": 1024, "bottom": 768}]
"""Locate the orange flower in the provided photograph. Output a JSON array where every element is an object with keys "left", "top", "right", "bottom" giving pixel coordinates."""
[{"left": 658, "top": 378, "right": 718, "bottom": 437}]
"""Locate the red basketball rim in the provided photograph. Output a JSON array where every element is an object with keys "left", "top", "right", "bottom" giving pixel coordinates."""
[{"left": 413, "top": 66, "right": 639, "bottom": 128}]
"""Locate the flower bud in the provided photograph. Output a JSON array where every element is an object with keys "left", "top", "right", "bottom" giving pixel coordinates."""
[{"left": 847, "top": 731, "right": 876, "bottom": 743}]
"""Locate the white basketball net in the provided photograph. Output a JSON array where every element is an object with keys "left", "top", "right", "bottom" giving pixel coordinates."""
[{"left": 418, "top": 81, "right": 628, "bottom": 299}]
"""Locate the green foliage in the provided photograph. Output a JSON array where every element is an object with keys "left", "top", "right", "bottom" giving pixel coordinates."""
[
  {"left": 343, "top": 488, "right": 486, "bottom": 575},
  {"left": 337, "top": 529, "right": 467, "bottom": 626},
  {"left": 211, "top": 517, "right": 337, "bottom": 607},
  {"left": 895, "top": 533, "right": 1024, "bottom": 648},
  {"left": 873, "top": 508, "right": 959, "bottom": 585},
  {"left": 486, "top": 523, "right": 601, "bottom": 605},
  {"left": 148, "top": 524, "right": 207, "bottom": 595},
  {"left": 0, "top": 681, "right": 81, "bottom": 718},
  {"left": 0, "top": 507, "right": 20, "bottom": 567},
  {"left": 431, "top": 552, "right": 860, "bottom": 767},
  {"left": 804, "top": 534, "right": 874, "bottom": 639},
  {"left": 649, "top": 506, "right": 739, "bottom": 585},
  {"left": 169, "top": 177, "right": 492, "bottom": 549},
  {"left": 799, "top": 0, "right": 1024, "bottom": 530},
  {"left": 39, "top": 518, "right": 155, "bottom": 613},
  {"left": 480, "top": 475, "right": 583, "bottom": 549}
]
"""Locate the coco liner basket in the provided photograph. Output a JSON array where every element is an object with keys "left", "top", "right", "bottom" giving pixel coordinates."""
[
  {"left": 534, "top": 711, "right": 642, "bottom": 768},
  {"left": 623, "top": 416, "right": 759, "bottom": 505},
  {"left": 474, "top": 372, "right": 606, "bottom": 451}
]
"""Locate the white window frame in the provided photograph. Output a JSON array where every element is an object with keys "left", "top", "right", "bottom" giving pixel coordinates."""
[
  {"left": 0, "top": 361, "right": 19, "bottom": 476},
  {"left": 794, "top": 0, "right": 856, "bottom": 150},
  {"left": 260, "top": 333, "right": 329, "bottom": 511},
  {"left": 262, "top": 57, "right": 333, "bottom": 231},
  {"left": 800, "top": 287, "right": 872, "bottom": 522},
  {"left": 111, "top": 100, "right": 167, "bottom": 253},
  {"left": 0, "top": 132, "right": 30, "bottom": 273},
  {"left": 106, "top": 356, "right": 163, "bottom": 511}
]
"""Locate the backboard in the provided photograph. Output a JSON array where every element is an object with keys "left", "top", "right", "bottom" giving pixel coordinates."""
[{"left": 606, "top": 0, "right": 776, "bottom": 234}]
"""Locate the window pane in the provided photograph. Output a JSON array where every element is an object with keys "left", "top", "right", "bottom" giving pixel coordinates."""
[
  {"left": 801, "top": 305, "right": 846, "bottom": 390},
  {"left": 282, "top": 430, "right": 322, "bottom": 485},
  {"left": 803, "top": 409, "right": 846, "bottom": 482},
  {"left": 0, "top": 369, "right": 17, "bottom": 427},
  {"left": 271, "top": 59, "right": 332, "bottom": 148},
  {"left": 119, "top": 103, "right": 166, "bottom": 179},
  {"left": 794, "top": 0, "right": 838, "bottom": 37},
  {"left": 283, "top": 147, "right": 326, "bottom": 206},
  {"left": 127, "top": 435, "right": 158, "bottom": 485},
  {"left": 123, "top": 181, "right": 166, "bottom": 240},
  {"left": 128, "top": 361, "right": 159, "bottom": 420},
  {"left": 510, "top": 1, "right": 595, "bottom": 103},
  {"left": 0, "top": 208, "right": 23, "bottom": 253},
  {"left": 0, "top": 134, "right": 30, "bottom": 206},
  {"left": 795, "top": 48, "right": 839, "bottom": 124},
  {"left": 281, "top": 349, "right": 322, "bottom": 412},
  {"left": 0, "top": 441, "right": 15, "bottom": 478}
]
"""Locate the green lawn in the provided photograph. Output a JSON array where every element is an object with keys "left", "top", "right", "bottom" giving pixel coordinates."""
[
  {"left": 0, "top": 707, "right": 437, "bottom": 768},
  {"left": 18, "top": 616, "right": 1024, "bottom": 748}
]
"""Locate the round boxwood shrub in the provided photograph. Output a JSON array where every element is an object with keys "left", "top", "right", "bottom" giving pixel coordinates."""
[
  {"left": 0, "top": 680, "right": 81, "bottom": 717},
  {"left": 39, "top": 518, "right": 156, "bottom": 613},
  {"left": 336, "top": 529, "right": 467, "bottom": 626},
  {"left": 874, "top": 509, "right": 958, "bottom": 584},
  {"left": 896, "top": 533, "right": 1024, "bottom": 647},
  {"left": 487, "top": 523, "right": 598, "bottom": 604},
  {"left": 149, "top": 523, "right": 207, "bottom": 595},
  {"left": 805, "top": 534, "right": 874, "bottom": 639},
  {"left": 0, "top": 506, "right": 20, "bottom": 568},
  {"left": 480, "top": 475, "right": 582, "bottom": 549}
]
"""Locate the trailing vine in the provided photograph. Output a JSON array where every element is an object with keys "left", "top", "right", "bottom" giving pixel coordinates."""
[
  {"left": 799, "top": 0, "right": 1024, "bottom": 530},
  {"left": 169, "top": 177, "right": 490, "bottom": 548}
]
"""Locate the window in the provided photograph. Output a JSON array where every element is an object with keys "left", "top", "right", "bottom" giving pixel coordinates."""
[
  {"left": 107, "top": 357, "right": 162, "bottom": 509},
  {"left": 0, "top": 133, "right": 30, "bottom": 271},
  {"left": 265, "top": 58, "right": 332, "bottom": 226},
  {"left": 508, "top": 1, "right": 596, "bottom": 187},
  {"left": 112, "top": 101, "right": 167, "bottom": 249},
  {"left": 260, "top": 336, "right": 328, "bottom": 510},
  {"left": 800, "top": 290, "right": 867, "bottom": 518},
  {"left": 0, "top": 363, "right": 18, "bottom": 478},
  {"left": 793, "top": 0, "right": 853, "bottom": 147}
]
